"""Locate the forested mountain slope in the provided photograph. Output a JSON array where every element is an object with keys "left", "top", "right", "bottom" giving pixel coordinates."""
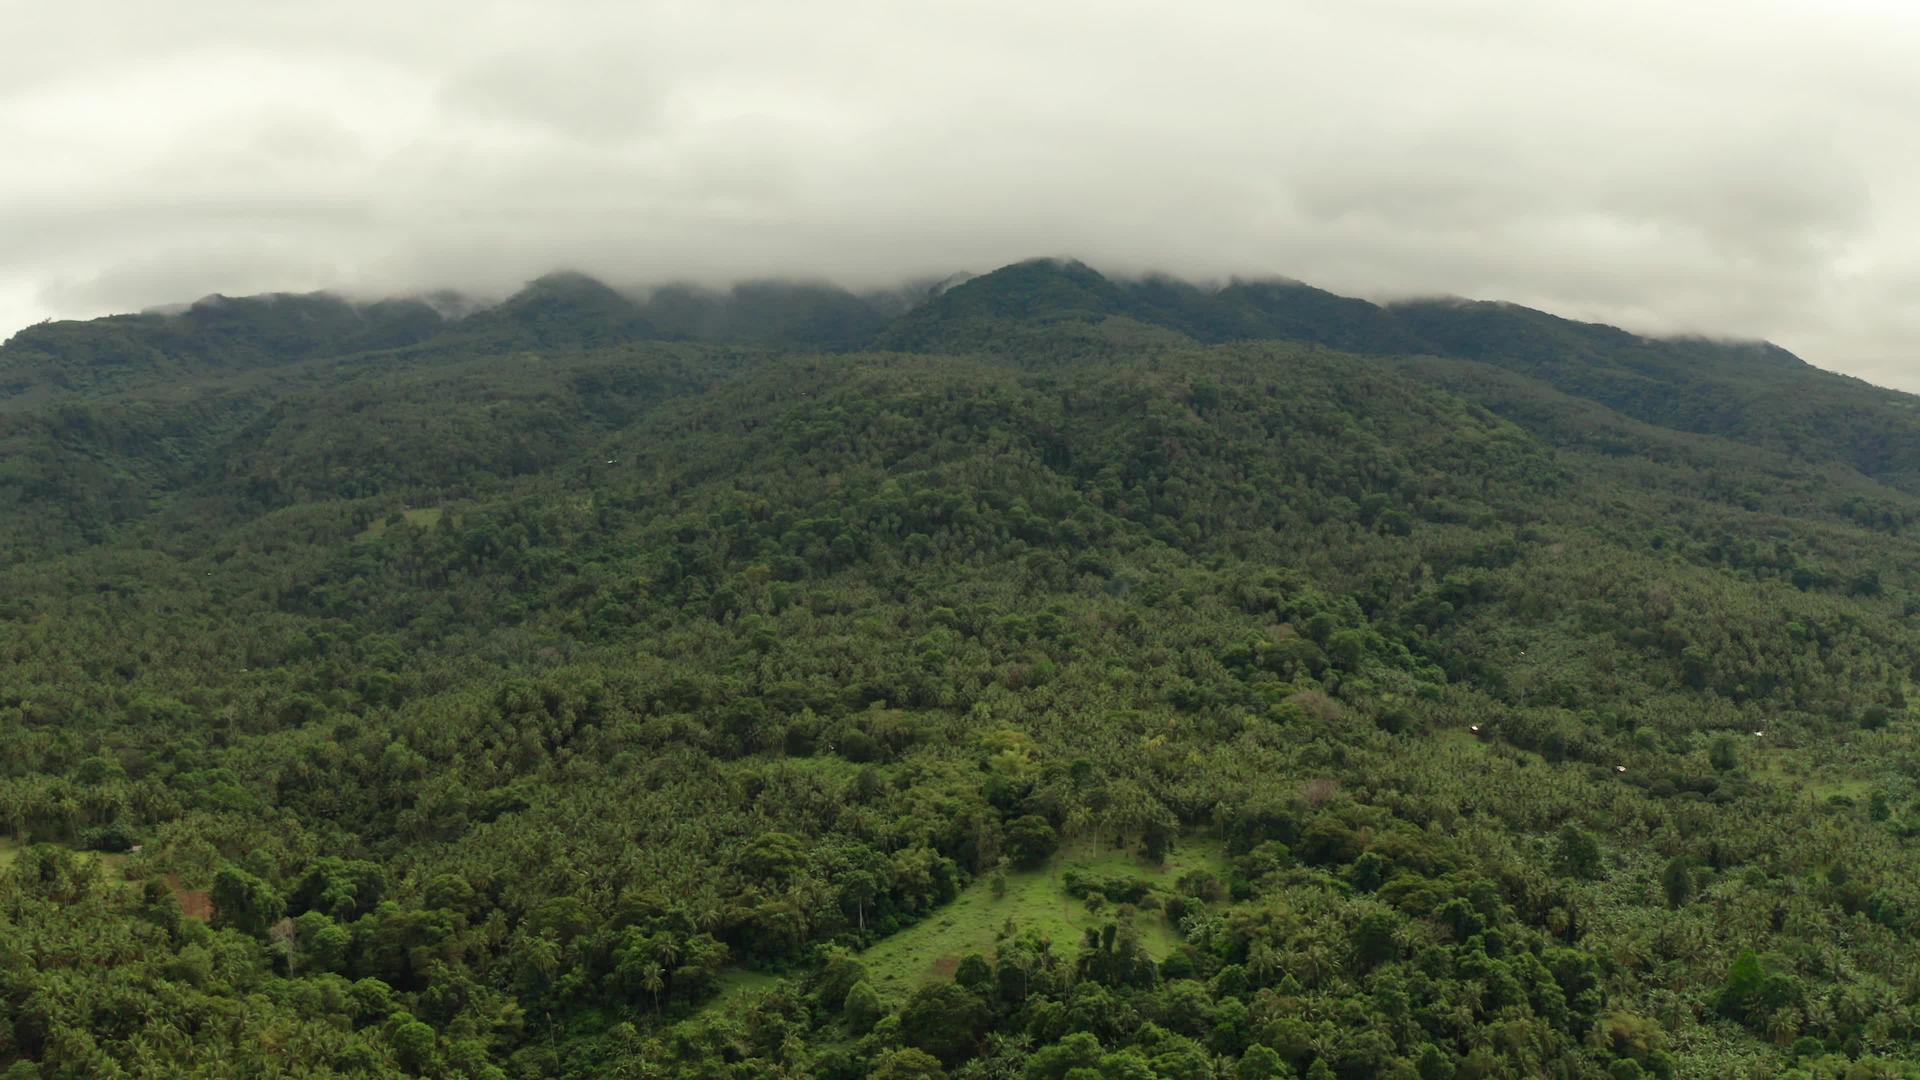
[
  {"left": 5, "top": 262, "right": 1920, "bottom": 1079},
  {"left": 15, "top": 257, "right": 1919, "bottom": 498},
  {"left": 882, "top": 259, "right": 1920, "bottom": 497}
]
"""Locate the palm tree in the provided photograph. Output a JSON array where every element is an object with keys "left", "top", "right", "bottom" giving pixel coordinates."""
[
  {"left": 1298, "top": 941, "right": 1336, "bottom": 988},
  {"left": 687, "top": 892, "right": 725, "bottom": 934},
  {"left": 1764, "top": 1005, "right": 1802, "bottom": 1046},
  {"left": 639, "top": 961, "right": 665, "bottom": 1014},
  {"left": 1246, "top": 942, "right": 1283, "bottom": 986},
  {"left": 1803, "top": 995, "right": 1836, "bottom": 1040},
  {"left": 1003, "top": 948, "right": 1038, "bottom": 1000}
]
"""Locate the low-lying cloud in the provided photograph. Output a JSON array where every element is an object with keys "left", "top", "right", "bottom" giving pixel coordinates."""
[{"left": 5, "top": 0, "right": 1920, "bottom": 386}]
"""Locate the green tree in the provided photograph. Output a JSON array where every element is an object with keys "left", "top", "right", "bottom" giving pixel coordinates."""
[
  {"left": 1708, "top": 736, "right": 1738, "bottom": 772},
  {"left": 871, "top": 1048, "right": 946, "bottom": 1080},
  {"left": 843, "top": 980, "right": 885, "bottom": 1034},
  {"left": 1660, "top": 858, "right": 1693, "bottom": 909},
  {"left": 899, "top": 982, "right": 990, "bottom": 1066},
  {"left": 391, "top": 1018, "right": 437, "bottom": 1073},
  {"left": 1004, "top": 815, "right": 1060, "bottom": 868},
  {"left": 211, "top": 864, "right": 286, "bottom": 937},
  {"left": 1351, "top": 911, "right": 1399, "bottom": 969},
  {"left": 1554, "top": 825, "right": 1603, "bottom": 880},
  {"left": 1237, "top": 1044, "right": 1289, "bottom": 1079}
]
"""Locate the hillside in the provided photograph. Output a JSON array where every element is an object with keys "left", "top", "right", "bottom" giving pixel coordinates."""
[
  {"left": 15, "top": 259, "right": 1920, "bottom": 499},
  {"left": 6, "top": 261, "right": 1920, "bottom": 1078}
]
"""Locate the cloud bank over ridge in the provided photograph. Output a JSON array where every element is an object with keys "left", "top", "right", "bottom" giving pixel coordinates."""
[{"left": 5, "top": 1, "right": 1920, "bottom": 385}]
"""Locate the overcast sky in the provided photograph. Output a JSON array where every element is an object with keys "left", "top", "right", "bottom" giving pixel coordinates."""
[{"left": 5, "top": 1, "right": 1920, "bottom": 385}]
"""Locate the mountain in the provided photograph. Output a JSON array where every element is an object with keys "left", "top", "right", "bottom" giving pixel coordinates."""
[
  {"left": 444, "top": 271, "right": 657, "bottom": 350},
  {"left": 1120, "top": 274, "right": 1429, "bottom": 354},
  {"left": 637, "top": 280, "right": 892, "bottom": 349},
  {"left": 872, "top": 257, "right": 1154, "bottom": 351},
  {"left": 7, "top": 257, "right": 1920, "bottom": 1077},
  {"left": 0, "top": 292, "right": 445, "bottom": 402},
  {"left": 872, "top": 259, "right": 1920, "bottom": 495}
]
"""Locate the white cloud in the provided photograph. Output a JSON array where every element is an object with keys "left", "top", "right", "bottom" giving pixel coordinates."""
[{"left": 2, "top": 0, "right": 1918, "bottom": 386}]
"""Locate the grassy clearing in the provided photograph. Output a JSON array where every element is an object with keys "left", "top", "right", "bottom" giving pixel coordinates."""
[
  {"left": 358, "top": 506, "right": 443, "bottom": 540},
  {"left": 1807, "top": 777, "right": 1874, "bottom": 803},
  {"left": 1434, "top": 729, "right": 1489, "bottom": 753},
  {"left": 0, "top": 838, "right": 133, "bottom": 884},
  {"left": 859, "top": 836, "right": 1229, "bottom": 1000},
  {"left": 708, "top": 969, "right": 783, "bottom": 1010},
  {"left": 1751, "top": 749, "right": 1875, "bottom": 804}
]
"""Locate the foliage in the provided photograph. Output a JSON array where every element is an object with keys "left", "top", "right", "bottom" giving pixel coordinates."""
[{"left": 6, "top": 258, "right": 1920, "bottom": 1076}]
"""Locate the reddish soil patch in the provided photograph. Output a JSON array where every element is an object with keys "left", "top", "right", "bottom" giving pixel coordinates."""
[
  {"left": 928, "top": 953, "right": 961, "bottom": 980},
  {"left": 166, "top": 874, "right": 214, "bottom": 921}
]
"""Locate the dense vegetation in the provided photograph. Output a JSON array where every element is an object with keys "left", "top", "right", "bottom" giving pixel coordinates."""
[{"left": 7, "top": 258, "right": 1920, "bottom": 1078}]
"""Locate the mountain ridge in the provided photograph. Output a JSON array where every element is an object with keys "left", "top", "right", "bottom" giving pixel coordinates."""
[
  {"left": 2, "top": 257, "right": 1803, "bottom": 373},
  {"left": 12, "top": 257, "right": 1919, "bottom": 497}
]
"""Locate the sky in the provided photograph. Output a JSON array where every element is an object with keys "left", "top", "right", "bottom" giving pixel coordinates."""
[{"left": 4, "top": 0, "right": 1920, "bottom": 386}]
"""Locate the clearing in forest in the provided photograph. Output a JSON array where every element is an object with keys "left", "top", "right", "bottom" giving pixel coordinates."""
[
  {"left": 858, "top": 837, "right": 1230, "bottom": 1000},
  {"left": 357, "top": 506, "right": 444, "bottom": 540}
]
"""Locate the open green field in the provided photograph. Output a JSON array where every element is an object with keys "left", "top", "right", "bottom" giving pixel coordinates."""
[
  {"left": 858, "top": 837, "right": 1229, "bottom": 1000},
  {"left": 707, "top": 969, "right": 784, "bottom": 1011},
  {"left": 1434, "top": 728, "right": 1489, "bottom": 754},
  {"left": 1751, "top": 747, "right": 1875, "bottom": 804},
  {"left": 357, "top": 506, "right": 443, "bottom": 540},
  {"left": 0, "top": 838, "right": 133, "bottom": 883}
]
